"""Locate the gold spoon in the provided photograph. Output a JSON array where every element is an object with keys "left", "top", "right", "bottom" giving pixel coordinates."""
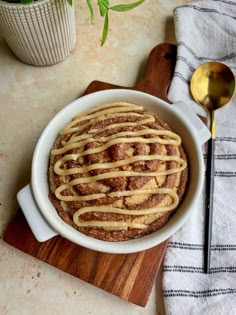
[{"left": 190, "top": 62, "right": 235, "bottom": 274}]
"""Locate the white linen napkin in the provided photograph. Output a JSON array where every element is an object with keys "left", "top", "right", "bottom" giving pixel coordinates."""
[{"left": 163, "top": 1, "right": 236, "bottom": 314}]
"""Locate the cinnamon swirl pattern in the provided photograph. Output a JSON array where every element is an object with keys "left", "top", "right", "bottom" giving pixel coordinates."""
[{"left": 48, "top": 102, "right": 188, "bottom": 241}]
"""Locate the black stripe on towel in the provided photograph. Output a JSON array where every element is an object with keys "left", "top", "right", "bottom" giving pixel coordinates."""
[
  {"left": 212, "top": 0, "right": 236, "bottom": 6},
  {"left": 163, "top": 265, "right": 236, "bottom": 274},
  {"left": 203, "top": 154, "right": 236, "bottom": 160},
  {"left": 176, "top": 56, "right": 195, "bottom": 72},
  {"left": 172, "top": 72, "right": 189, "bottom": 84},
  {"left": 217, "top": 137, "right": 236, "bottom": 142},
  {"left": 164, "top": 288, "right": 236, "bottom": 298},
  {"left": 178, "top": 42, "right": 236, "bottom": 62},
  {"left": 168, "top": 242, "right": 236, "bottom": 251},
  {"left": 176, "top": 56, "right": 236, "bottom": 75},
  {"left": 168, "top": 242, "right": 203, "bottom": 250},
  {"left": 175, "top": 4, "right": 236, "bottom": 21},
  {"left": 215, "top": 171, "right": 236, "bottom": 177},
  {"left": 214, "top": 154, "right": 236, "bottom": 160}
]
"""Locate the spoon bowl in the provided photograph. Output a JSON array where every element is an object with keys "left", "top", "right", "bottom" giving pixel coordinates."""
[{"left": 190, "top": 61, "right": 235, "bottom": 112}]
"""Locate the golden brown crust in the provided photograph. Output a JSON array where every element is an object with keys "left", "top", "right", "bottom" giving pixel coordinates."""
[{"left": 48, "top": 102, "right": 188, "bottom": 241}]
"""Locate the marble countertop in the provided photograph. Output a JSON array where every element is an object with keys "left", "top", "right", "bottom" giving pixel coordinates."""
[{"left": 0, "top": 1, "right": 189, "bottom": 314}]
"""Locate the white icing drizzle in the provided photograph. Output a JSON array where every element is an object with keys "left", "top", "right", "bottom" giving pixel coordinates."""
[
  {"left": 87, "top": 115, "right": 155, "bottom": 134},
  {"left": 60, "top": 107, "right": 145, "bottom": 136},
  {"left": 64, "top": 108, "right": 143, "bottom": 130},
  {"left": 73, "top": 189, "right": 178, "bottom": 229},
  {"left": 54, "top": 154, "right": 186, "bottom": 176},
  {"left": 50, "top": 102, "right": 187, "bottom": 231},
  {"left": 74, "top": 102, "right": 142, "bottom": 118},
  {"left": 52, "top": 129, "right": 181, "bottom": 155}
]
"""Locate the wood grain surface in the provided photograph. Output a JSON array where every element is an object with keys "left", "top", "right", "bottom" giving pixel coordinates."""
[{"left": 3, "top": 43, "right": 177, "bottom": 307}]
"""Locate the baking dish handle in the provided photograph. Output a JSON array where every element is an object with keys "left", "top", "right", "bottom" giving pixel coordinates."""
[
  {"left": 173, "top": 101, "right": 210, "bottom": 145},
  {"left": 17, "top": 184, "right": 58, "bottom": 242}
]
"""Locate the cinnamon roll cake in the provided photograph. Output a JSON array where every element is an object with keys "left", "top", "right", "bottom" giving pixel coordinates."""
[{"left": 48, "top": 102, "right": 188, "bottom": 241}]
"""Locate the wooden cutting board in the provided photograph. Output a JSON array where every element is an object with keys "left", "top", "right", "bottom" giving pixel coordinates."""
[{"left": 3, "top": 43, "right": 177, "bottom": 307}]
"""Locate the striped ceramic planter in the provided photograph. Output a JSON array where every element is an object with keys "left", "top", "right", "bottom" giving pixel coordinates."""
[{"left": 0, "top": 0, "right": 76, "bottom": 66}]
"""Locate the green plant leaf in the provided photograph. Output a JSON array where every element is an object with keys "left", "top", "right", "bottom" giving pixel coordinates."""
[
  {"left": 67, "top": 0, "right": 73, "bottom": 5},
  {"left": 101, "top": 12, "right": 109, "bottom": 46},
  {"left": 86, "top": 0, "right": 94, "bottom": 22},
  {"left": 98, "top": 0, "right": 109, "bottom": 17},
  {"left": 110, "top": 0, "right": 144, "bottom": 12},
  {"left": 20, "top": 0, "right": 33, "bottom": 3}
]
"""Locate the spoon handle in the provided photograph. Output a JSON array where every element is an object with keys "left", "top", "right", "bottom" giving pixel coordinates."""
[{"left": 205, "top": 137, "right": 215, "bottom": 274}]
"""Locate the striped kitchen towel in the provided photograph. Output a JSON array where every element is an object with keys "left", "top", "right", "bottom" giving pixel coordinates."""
[{"left": 163, "top": 1, "right": 236, "bottom": 314}]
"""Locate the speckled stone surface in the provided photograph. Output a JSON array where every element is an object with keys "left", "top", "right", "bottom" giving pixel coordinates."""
[{"left": 0, "top": 1, "right": 190, "bottom": 314}]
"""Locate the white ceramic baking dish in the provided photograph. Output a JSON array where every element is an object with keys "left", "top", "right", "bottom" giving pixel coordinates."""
[{"left": 17, "top": 89, "right": 210, "bottom": 253}]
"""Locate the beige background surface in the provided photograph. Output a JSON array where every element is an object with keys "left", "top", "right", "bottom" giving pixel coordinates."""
[{"left": 0, "top": 1, "right": 189, "bottom": 314}]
